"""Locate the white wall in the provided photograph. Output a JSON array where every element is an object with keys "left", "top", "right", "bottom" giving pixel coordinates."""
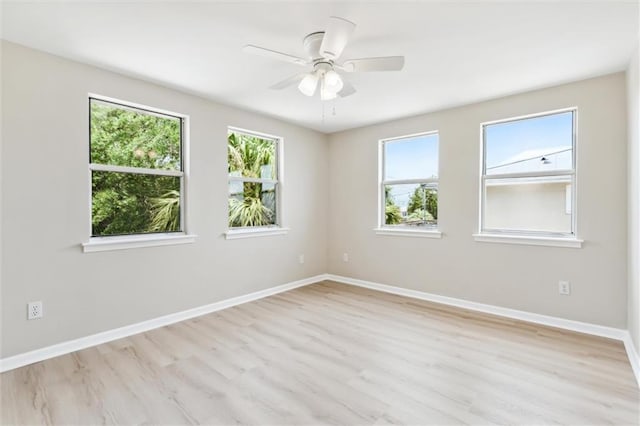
[
  {"left": 628, "top": 42, "right": 640, "bottom": 354},
  {"left": 328, "top": 73, "right": 628, "bottom": 328},
  {"left": 0, "top": 31, "right": 4, "bottom": 361},
  {"left": 0, "top": 41, "right": 329, "bottom": 358}
]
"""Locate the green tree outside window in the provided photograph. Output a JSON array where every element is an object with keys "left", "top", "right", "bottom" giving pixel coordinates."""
[
  {"left": 228, "top": 131, "right": 278, "bottom": 228},
  {"left": 90, "top": 100, "right": 183, "bottom": 236}
]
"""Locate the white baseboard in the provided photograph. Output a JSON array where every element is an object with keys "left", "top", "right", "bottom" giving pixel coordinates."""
[
  {"left": 2, "top": 271, "right": 638, "bottom": 389},
  {"left": 326, "top": 274, "right": 638, "bottom": 387},
  {"left": 327, "top": 274, "right": 627, "bottom": 340},
  {"left": 0, "top": 274, "right": 327, "bottom": 373},
  {"left": 325, "top": 274, "right": 640, "bottom": 386},
  {"left": 622, "top": 332, "right": 640, "bottom": 387}
]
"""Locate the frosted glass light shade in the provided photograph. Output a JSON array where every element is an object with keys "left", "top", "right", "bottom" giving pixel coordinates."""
[
  {"left": 323, "top": 70, "right": 343, "bottom": 94},
  {"left": 298, "top": 72, "right": 319, "bottom": 96},
  {"left": 320, "top": 79, "right": 338, "bottom": 101}
]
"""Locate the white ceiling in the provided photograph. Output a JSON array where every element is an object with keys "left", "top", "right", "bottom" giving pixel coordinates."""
[{"left": 2, "top": 1, "right": 638, "bottom": 133}]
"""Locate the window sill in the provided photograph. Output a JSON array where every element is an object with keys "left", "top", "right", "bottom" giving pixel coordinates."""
[
  {"left": 374, "top": 228, "right": 442, "bottom": 239},
  {"left": 472, "top": 233, "right": 583, "bottom": 248},
  {"left": 225, "top": 227, "right": 290, "bottom": 240},
  {"left": 82, "top": 233, "right": 197, "bottom": 253}
]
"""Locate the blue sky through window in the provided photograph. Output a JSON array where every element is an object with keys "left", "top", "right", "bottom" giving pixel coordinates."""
[
  {"left": 384, "top": 133, "right": 438, "bottom": 181},
  {"left": 485, "top": 111, "right": 573, "bottom": 174},
  {"left": 384, "top": 133, "right": 438, "bottom": 211}
]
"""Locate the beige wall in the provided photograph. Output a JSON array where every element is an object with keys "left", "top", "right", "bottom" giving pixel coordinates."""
[
  {"left": 0, "top": 41, "right": 329, "bottom": 358},
  {"left": 485, "top": 182, "right": 571, "bottom": 233},
  {"left": 328, "top": 73, "right": 628, "bottom": 328},
  {"left": 628, "top": 41, "right": 640, "bottom": 354},
  {"left": 0, "top": 41, "right": 634, "bottom": 359}
]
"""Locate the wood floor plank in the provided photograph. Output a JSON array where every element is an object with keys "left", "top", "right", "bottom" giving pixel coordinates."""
[{"left": 1, "top": 281, "right": 638, "bottom": 425}]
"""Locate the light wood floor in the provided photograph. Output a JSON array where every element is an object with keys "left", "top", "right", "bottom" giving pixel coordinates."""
[{"left": 1, "top": 281, "right": 638, "bottom": 425}]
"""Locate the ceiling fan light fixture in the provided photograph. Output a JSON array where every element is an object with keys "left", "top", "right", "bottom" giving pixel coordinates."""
[
  {"left": 243, "top": 16, "right": 403, "bottom": 102},
  {"left": 298, "top": 72, "right": 319, "bottom": 96},
  {"left": 320, "top": 78, "right": 338, "bottom": 101},
  {"left": 323, "top": 69, "right": 344, "bottom": 94}
]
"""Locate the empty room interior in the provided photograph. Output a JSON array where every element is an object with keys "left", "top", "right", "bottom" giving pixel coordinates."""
[{"left": 2, "top": 1, "right": 640, "bottom": 425}]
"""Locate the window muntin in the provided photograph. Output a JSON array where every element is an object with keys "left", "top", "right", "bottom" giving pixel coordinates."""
[
  {"left": 381, "top": 132, "right": 439, "bottom": 230},
  {"left": 228, "top": 129, "right": 280, "bottom": 229},
  {"left": 481, "top": 109, "right": 576, "bottom": 236},
  {"left": 89, "top": 97, "right": 184, "bottom": 237}
]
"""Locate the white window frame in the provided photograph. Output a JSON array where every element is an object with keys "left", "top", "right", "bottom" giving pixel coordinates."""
[
  {"left": 82, "top": 94, "right": 195, "bottom": 253},
  {"left": 475, "top": 108, "right": 582, "bottom": 248},
  {"left": 225, "top": 127, "right": 288, "bottom": 240},
  {"left": 375, "top": 131, "right": 442, "bottom": 239}
]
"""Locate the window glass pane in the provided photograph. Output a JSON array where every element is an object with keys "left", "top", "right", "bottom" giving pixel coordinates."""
[
  {"left": 92, "top": 171, "right": 181, "bottom": 236},
  {"left": 484, "top": 177, "right": 572, "bottom": 233},
  {"left": 384, "top": 183, "right": 438, "bottom": 228},
  {"left": 384, "top": 133, "right": 438, "bottom": 181},
  {"left": 228, "top": 181, "right": 277, "bottom": 228},
  {"left": 228, "top": 131, "right": 277, "bottom": 179},
  {"left": 485, "top": 111, "right": 573, "bottom": 175},
  {"left": 90, "top": 100, "right": 181, "bottom": 170}
]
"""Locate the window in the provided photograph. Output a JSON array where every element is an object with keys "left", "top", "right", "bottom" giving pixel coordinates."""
[
  {"left": 88, "top": 97, "right": 186, "bottom": 240},
  {"left": 379, "top": 132, "right": 439, "bottom": 234},
  {"left": 480, "top": 109, "right": 576, "bottom": 238},
  {"left": 227, "top": 128, "right": 282, "bottom": 234}
]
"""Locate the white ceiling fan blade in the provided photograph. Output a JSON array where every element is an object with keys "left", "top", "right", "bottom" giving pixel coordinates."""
[
  {"left": 270, "top": 73, "right": 306, "bottom": 90},
  {"left": 338, "top": 80, "right": 356, "bottom": 98},
  {"left": 342, "top": 56, "right": 405, "bottom": 72},
  {"left": 320, "top": 16, "right": 356, "bottom": 60},
  {"left": 243, "top": 45, "right": 308, "bottom": 66}
]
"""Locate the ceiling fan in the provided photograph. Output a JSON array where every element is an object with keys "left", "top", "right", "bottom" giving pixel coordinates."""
[{"left": 243, "top": 16, "right": 405, "bottom": 101}]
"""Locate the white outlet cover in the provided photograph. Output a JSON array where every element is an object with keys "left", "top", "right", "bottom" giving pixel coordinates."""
[
  {"left": 558, "top": 281, "right": 571, "bottom": 295},
  {"left": 28, "top": 301, "right": 43, "bottom": 320}
]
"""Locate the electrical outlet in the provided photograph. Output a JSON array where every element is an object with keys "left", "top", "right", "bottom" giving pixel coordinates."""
[
  {"left": 298, "top": 254, "right": 305, "bottom": 264},
  {"left": 343, "top": 253, "right": 349, "bottom": 262},
  {"left": 558, "top": 281, "right": 571, "bottom": 295},
  {"left": 28, "top": 301, "right": 43, "bottom": 320}
]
